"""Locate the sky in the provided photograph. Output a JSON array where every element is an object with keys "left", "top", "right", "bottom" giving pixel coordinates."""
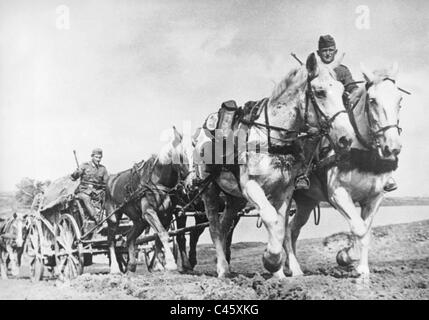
[{"left": 0, "top": 0, "right": 428, "bottom": 196}]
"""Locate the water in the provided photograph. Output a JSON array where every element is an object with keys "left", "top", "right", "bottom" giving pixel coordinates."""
[{"left": 193, "top": 205, "right": 429, "bottom": 244}]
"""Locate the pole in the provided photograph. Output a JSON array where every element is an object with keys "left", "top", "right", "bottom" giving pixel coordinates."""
[
  {"left": 290, "top": 52, "right": 303, "bottom": 66},
  {"left": 73, "top": 150, "right": 80, "bottom": 169}
]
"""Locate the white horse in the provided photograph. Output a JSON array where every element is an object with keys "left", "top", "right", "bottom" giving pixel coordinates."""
[
  {"left": 285, "top": 63, "right": 404, "bottom": 278},
  {"left": 194, "top": 53, "right": 355, "bottom": 279}
]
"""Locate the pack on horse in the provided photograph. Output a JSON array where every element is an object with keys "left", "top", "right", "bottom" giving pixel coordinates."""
[
  {"left": 104, "top": 126, "right": 195, "bottom": 274},
  {"left": 192, "top": 52, "right": 355, "bottom": 279},
  {"left": 284, "top": 63, "right": 406, "bottom": 278},
  {"left": 0, "top": 212, "right": 26, "bottom": 279}
]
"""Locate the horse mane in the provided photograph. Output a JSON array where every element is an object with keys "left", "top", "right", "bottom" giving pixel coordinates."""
[
  {"left": 349, "top": 85, "right": 366, "bottom": 107},
  {"left": 269, "top": 63, "right": 337, "bottom": 106},
  {"left": 372, "top": 68, "right": 392, "bottom": 82},
  {"left": 338, "top": 148, "right": 398, "bottom": 174},
  {"left": 269, "top": 66, "right": 308, "bottom": 105}
]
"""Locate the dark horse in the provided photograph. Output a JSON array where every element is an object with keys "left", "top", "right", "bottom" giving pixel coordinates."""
[
  {"left": 0, "top": 212, "right": 25, "bottom": 279},
  {"left": 104, "top": 127, "right": 194, "bottom": 273}
]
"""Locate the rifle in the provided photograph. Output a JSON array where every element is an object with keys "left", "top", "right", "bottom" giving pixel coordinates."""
[
  {"left": 291, "top": 52, "right": 303, "bottom": 66},
  {"left": 73, "top": 150, "right": 80, "bottom": 169}
]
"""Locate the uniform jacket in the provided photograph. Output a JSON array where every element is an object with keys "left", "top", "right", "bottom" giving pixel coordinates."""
[
  {"left": 333, "top": 64, "right": 358, "bottom": 94},
  {"left": 71, "top": 161, "right": 109, "bottom": 191}
]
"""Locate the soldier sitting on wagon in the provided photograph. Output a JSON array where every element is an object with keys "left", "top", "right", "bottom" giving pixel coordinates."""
[{"left": 70, "top": 148, "right": 109, "bottom": 225}]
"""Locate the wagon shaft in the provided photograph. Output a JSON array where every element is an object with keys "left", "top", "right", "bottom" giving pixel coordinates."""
[{"left": 135, "top": 222, "right": 209, "bottom": 246}]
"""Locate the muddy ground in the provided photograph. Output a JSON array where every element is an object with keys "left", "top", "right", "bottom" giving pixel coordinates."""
[{"left": 0, "top": 219, "right": 428, "bottom": 300}]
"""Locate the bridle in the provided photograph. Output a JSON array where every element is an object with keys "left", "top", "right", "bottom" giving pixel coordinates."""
[
  {"left": 348, "top": 77, "right": 404, "bottom": 151},
  {"left": 303, "top": 75, "right": 349, "bottom": 154},
  {"left": 258, "top": 74, "right": 350, "bottom": 154}
]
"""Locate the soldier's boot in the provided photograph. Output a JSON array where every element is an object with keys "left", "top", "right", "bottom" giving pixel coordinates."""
[
  {"left": 383, "top": 177, "right": 398, "bottom": 192},
  {"left": 295, "top": 174, "right": 310, "bottom": 190}
]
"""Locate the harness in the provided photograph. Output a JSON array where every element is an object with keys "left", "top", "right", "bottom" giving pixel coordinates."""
[{"left": 348, "top": 77, "right": 404, "bottom": 152}]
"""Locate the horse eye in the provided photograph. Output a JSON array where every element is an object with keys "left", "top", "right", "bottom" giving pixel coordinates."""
[
  {"left": 315, "top": 89, "right": 326, "bottom": 98},
  {"left": 369, "top": 98, "right": 377, "bottom": 104}
]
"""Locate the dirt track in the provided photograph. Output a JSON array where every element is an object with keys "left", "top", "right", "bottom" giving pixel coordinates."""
[{"left": 0, "top": 219, "right": 428, "bottom": 300}]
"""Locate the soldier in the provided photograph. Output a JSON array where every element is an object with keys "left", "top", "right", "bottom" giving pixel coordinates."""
[
  {"left": 317, "top": 34, "right": 359, "bottom": 99},
  {"left": 295, "top": 35, "right": 397, "bottom": 191},
  {"left": 71, "top": 148, "right": 109, "bottom": 224}
]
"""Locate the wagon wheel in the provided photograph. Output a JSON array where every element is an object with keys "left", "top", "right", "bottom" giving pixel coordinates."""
[
  {"left": 21, "top": 219, "right": 44, "bottom": 281},
  {"left": 54, "top": 214, "right": 84, "bottom": 281}
]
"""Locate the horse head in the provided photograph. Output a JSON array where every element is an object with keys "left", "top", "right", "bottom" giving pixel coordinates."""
[
  {"left": 11, "top": 212, "right": 25, "bottom": 249},
  {"left": 159, "top": 126, "right": 195, "bottom": 189},
  {"left": 303, "top": 52, "right": 354, "bottom": 152},
  {"left": 358, "top": 63, "right": 403, "bottom": 160}
]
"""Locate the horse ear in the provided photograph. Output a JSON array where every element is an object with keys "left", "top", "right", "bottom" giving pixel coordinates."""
[
  {"left": 390, "top": 62, "right": 399, "bottom": 80},
  {"left": 172, "top": 126, "right": 182, "bottom": 147},
  {"left": 306, "top": 52, "right": 319, "bottom": 78},
  {"left": 360, "top": 63, "right": 374, "bottom": 82}
]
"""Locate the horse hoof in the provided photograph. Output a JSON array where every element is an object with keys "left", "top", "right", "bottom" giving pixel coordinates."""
[
  {"left": 165, "top": 263, "right": 178, "bottom": 271},
  {"left": 189, "top": 258, "right": 197, "bottom": 270},
  {"left": 128, "top": 263, "right": 137, "bottom": 273},
  {"left": 356, "top": 264, "right": 370, "bottom": 276},
  {"left": 272, "top": 268, "right": 287, "bottom": 280},
  {"left": 262, "top": 250, "right": 285, "bottom": 274},
  {"left": 110, "top": 267, "right": 121, "bottom": 274},
  {"left": 336, "top": 249, "right": 353, "bottom": 267}
]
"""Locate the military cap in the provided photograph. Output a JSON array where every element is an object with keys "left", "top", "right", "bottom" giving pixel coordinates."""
[
  {"left": 318, "top": 35, "right": 336, "bottom": 50},
  {"left": 91, "top": 148, "right": 103, "bottom": 156}
]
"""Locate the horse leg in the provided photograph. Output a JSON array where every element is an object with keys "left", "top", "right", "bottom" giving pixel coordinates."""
[
  {"left": 355, "top": 195, "right": 384, "bottom": 276},
  {"left": 222, "top": 195, "right": 245, "bottom": 264},
  {"left": 174, "top": 214, "right": 192, "bottom": 272},
  {"left": 328, "top": 187, "right": 367, "bottom": 238},
  {"left": 242, "top": 180, "right": 286, "bottom": 278},
  {"left": 188, "top": 214, "right": 207, "bottom": 269},
  {"left": 0, "top": 249, "right": 7, "bottom": 279},
  {"left": 284, "top": 193, "right": 317, "bottom": 277},
  {"left": 126, "top": 212, "right": 145, "bottom": 273},
  {"left": 6, "top": 245, "right": 19, "bottom": 277},
  {"left": 202, "top": 183, "right": 229, "bottom": 278},
  {"left": 105, "top": 201, "right": 121, "bottom": 274},
  {"left": 142, "top": 203, "right": 177, "bottom": 271}
]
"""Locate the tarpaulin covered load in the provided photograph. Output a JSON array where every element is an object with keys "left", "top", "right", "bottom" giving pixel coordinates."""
[{"left": 39, "top": 176, "right": 79, "bottom": 213}]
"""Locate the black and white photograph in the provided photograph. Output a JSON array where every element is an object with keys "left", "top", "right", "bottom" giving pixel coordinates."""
[{"left": 0, "top": 0, "right": 428, "bottom": 301}]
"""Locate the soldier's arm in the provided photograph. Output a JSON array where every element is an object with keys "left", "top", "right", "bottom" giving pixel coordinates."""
[
  {"left": 102, "top": 168, "right": 109, "bottom": 187},
  {"left": 341, "top": 65, "right": 358, "bottom": 94},
  {"left": 70, "top": 163, "right": 86, "bottom": 180}
]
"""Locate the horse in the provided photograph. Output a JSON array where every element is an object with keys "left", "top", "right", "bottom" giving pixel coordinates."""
[
  {"left": 0, "top": 212, "right": 25, "bottom": 279},
  {"left": 104, "top": 126, "right": 195, "bottom": 274},
  {"left": 193, "top": 52, "right": 355, "bottom": 279},
  {"left": 284, "top": 63, "right": 404, "bottom": 278},
  {"left": 172, "top": 184, "right": 228, "bottom": 269}
]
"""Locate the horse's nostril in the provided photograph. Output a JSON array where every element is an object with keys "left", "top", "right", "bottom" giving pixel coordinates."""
[
  {"left": 392, "top": 148, "right": 401, "bottom": 156},
  {"left": 383, "top": 146, "right": 392, "bottom": 157}
]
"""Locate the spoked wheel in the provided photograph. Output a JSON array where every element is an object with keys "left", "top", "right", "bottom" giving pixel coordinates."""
[
  {"left": 21, "top": 220, "right": 44, "bottom": 281},
  {"left": 54, "top": 214, "right": 84, "bottom": 281}
]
